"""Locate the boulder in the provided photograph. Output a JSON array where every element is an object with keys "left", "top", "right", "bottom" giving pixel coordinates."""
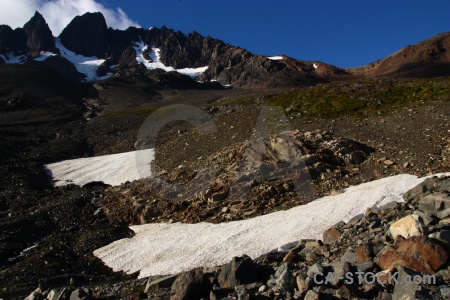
[
  {"left": 218, "top": 255, "right": 259, "bottom": 289},
  {"left": 170, "top": 269, "right": 212, "bottom": 300},
  {"left": 378, "top": 236, "right": 448, "bottom": 274},
  {"left": 389, "top": 215, "right": 424, "bottom": 239}
]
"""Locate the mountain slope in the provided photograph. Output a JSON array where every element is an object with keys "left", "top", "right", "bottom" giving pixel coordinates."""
[
  {"left": 0, "top": 11, "right": 449, "bottom": 88},
  {"left": 352, "top": 32, "right": 450, "bottom": 78}
]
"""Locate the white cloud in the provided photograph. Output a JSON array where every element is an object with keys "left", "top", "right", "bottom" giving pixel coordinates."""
[{"left": 0, "top": 0, "right": 140, "bottom": 36}]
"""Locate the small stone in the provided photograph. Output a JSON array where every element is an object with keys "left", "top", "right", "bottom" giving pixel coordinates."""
[
  {"left": 203, "top": 189, "right": 214, "bottom": 200},
  {"left": 340, "top": 248, "right": 357, "bottom": 263},
  {"left": 434, "top": 268, "right": 450, "bottom": 281},
  {"left": 275, "top": 262, "right": 295, "bottom": 291},
  {"left": 24, "top": 289, "right": 41, "bottom": 300},
  {"left": 413, "top": 210, "right": 435, "bottom": 226},
  {"left": 237, "top": 289, "right": 252, "bottom": 300},
  {"left": 428, "top": 230, "right": 450, "bottom": 249},
  {"left": 296, "top": 276, "right": 310, "bottom": 294},
  {"left": 440, "top": 287, "right": 450, "bottom": 298},
  {"left": 322, "top": 227, "right": 341, "bottom": 244},
  {"left": 328, "top": 262, "right": 350, "bottom": 287},
  {"left": 304, "top": 290, "right": 320, "bottom": 300},
  {"left": 384, "top": 160, "right": 395, "bottom": 166},
  {"left": 258, "top": 285, "right": 268, "bottom": 293},
  {"left": 47, "top": 288, "right": 67, "bottom": 300},
  {"left": 439, "top": 217, "right": 450, "bottom": 226},
  {"left": 208, "top": 190, "right": 228, "bottom": 202},
  {"left": 392, "top": 267, "right": 423, "bottom": 300},
  {"left": 336, "top": 285, "right": 354, "bottom": 299},
  {"left": 243, "top": 209, "right": 256, "bottom": 217},
  {"left": 304, "top": 240, "right": 323, "bottom": 248},
  {"left": 403, "top": 162, "right": 410, "bottom": 168},
  {"left": 69, "top": 288, "right": 87, "bottom": 300},
  {"left": 356, "top": 243, "right": 374, "bottom": 262},
  {"left": 375, "top": 269, "right": 396, "bottom": 285},
  {"left": 307, "top": 263, "right": 324, "bottom": 279},
  {"left": 305, "top": 251, "right": 317, "bottom": 262},
  {"left": 69, "top": 277, "right": 78, "bottom": 287},
  {"left": 145, "top": 274, "right": 177, "bottom": 292},
  {"left": 283, "top": 250, "right": 300, "bottom": 263},
  {"left": 418, "top": 193, "right": 450, "bottom": 216}
]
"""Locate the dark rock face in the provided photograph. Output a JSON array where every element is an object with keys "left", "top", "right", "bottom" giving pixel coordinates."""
[
  {"left": 0, "top": 25, "right": 27, "bottom": 54},
  {"left": 59, "top": 12, "right": 108, "bottom": 58},
  {"left": 23, "top": 11, "right": 55, "bottom": 56},
  {"left": 0, "top": 25, "right": 15, "bottom": 49},
  {"left": 31, "top": 55, "right": 85, "bottom": 81}
]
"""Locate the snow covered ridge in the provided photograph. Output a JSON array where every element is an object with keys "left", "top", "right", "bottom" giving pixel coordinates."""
[
  {"left": 1, "top": 39, "right": 111, "bottom": 81},
  {"left": 133, "top": 39, "right": 208, "bottom": 78},
  {"left": 44, "top": 149, "right": 155, "bottom": 187},
  {"left": 93, "top": 172, "right": 449, "bottom": 278},
  {"left": 1, "top": 38, "right": 208, "bottom": 81}
]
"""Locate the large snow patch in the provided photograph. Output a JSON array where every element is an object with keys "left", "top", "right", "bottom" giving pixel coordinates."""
[
  {"left": 44, "top": 149, "right": 155, "bottom": 187},
  {"left": 55, "top": 38, "right": 112, "bottom": 81},
  {"left": 94, "top": 173, "right": 449, "bottom": 278}
]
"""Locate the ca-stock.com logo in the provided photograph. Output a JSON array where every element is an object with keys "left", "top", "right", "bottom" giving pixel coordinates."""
[{"left": 134, "top": 104, "right": 318, "bottom": 202}]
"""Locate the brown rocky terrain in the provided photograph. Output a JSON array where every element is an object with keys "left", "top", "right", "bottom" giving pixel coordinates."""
[{"left": 350, "top": 33, "right": 450, "bottom": 79}]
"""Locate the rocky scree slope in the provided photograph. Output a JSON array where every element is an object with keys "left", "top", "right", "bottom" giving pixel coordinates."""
[{"left": 21, "top": 175, "right": 450, "bottom": 300}]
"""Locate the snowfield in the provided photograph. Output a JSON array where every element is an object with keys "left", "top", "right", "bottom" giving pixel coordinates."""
[
  {"left": 0, "top": 51, "right": 27, "bottom": 64},
  {"left": 93, "top": 172, "right": 449, "bottom": 278},
  {"left": 133, "top": 39, "right": 208, "bottom": 78},
  {"left": 55, "top": 38, "right": 112, "bottom": 81},
  {"left": 44, "top": 149, "right": 155, "bottom": 187}
]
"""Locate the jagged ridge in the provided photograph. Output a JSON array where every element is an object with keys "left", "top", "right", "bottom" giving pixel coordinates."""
[{"left": 0, "top": 11, "right": 449, "bottom": 87}]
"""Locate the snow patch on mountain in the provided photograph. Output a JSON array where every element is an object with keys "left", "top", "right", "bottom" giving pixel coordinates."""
[
  {"left": 133, "top": 39, "right": 208, "bottom": 78},
  {"left": 268, "top": 56, "right": 283, "bottom": 60},
  {"left": 0, "top": 52, "right": 27, "bottom": 64},
  {"left": 54, "top": 38, "right": 111, "bottom": 81},
  {"left": 313, "top": 63, "right": 319, "bottom": 69},
  {"left": 44, "top": 149, "right": 155, "bottom": 187},
  {"left": 93, "top": 172, "right": 450, "bottom": 278},
  {"left": 34, "top": 51, "right": 58, "bottom": 62}
]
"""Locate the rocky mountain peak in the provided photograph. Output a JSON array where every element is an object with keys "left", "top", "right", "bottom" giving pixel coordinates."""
[
  {"left": 23, "top": 11, "right": 56, "bottom": 56},
  {"left": 59, "top": 12, "right": 108, "bottom": 58}
]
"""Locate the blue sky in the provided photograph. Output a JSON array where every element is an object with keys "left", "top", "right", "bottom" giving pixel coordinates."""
[
  {"left": 0, "top": 0, "right": 448, "bottom": 68},
  {"left": 100, "top": 0, "right": 449, "bottom": 68}
]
